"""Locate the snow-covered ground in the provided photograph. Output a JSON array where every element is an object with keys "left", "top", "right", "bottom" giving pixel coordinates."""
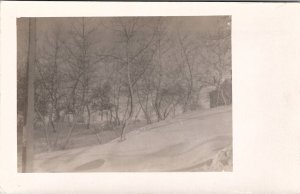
[{"left": 33, "top": 106, "right": 232, "bottom": 172}]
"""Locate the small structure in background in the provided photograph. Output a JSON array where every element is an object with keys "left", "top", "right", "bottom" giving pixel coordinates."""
[{"left": 209, "top": 79, "right": 232, "bottom": 108}]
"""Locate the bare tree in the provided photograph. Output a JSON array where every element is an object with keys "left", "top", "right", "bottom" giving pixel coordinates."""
[
  {"left": 109, "top": 18, "right": 157, "bottom": 140},
  {"left": 145, "top": 18, "right": 185, "bottom": 121},
  {"left": 34, "top": 23, "right": 70, "bottom": 151},
  {"left": 177, "top": 30, "right": 196, "bottom": 112},
  {"left": 65, "top": 18, "right": 100, "bottom": 129},
  {"left": 136, "top": 66, "right": 155, "bottom": 124},
  {"left": 35, "top": 25, "right": 66, "bottom": 133}
]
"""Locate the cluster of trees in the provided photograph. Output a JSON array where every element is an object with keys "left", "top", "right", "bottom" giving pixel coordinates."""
[{"left": 18, "top": 17, "right": 231, "bottom": 150}]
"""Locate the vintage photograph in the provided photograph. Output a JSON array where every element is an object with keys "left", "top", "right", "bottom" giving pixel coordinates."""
[{"left": 17, "top": 16, "right": 232, "bottom": 172}]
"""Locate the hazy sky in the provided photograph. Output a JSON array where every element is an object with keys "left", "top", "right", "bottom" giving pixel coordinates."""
[{"left": 17, "top": 16, "right": 231, "bottom": 69}]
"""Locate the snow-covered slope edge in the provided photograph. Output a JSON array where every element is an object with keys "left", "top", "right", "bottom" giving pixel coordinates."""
[{"left": 33, "top": 106, "right": 232, "bottom": 172}]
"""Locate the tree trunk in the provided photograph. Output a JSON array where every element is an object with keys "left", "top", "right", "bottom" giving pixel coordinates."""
[
  {"left": 126, "top": 74, "right": 134, "bottom": 119},
  {"left": 134, "top": 105, "right": 142, "bottom": 121},
  {"left": 86, "top": 104, "right": 91, "bottom": 129},
  {"left": 109, "top": 109, "right": 113, "bottom": 125},
  {"left": 119, "top": 41, "right": 134, "bottom": 141},
  {"left": 220, "top": 89, "right": 227, "bottom": 105},
  {"left": 115, "top": 108, "right": 120, "bottom": 126},
  {"left": 36, "top": 111, "right": 51, "bottom": 151},
  {"left": 154, "top": 99, "right": 163, "bottom": 122},
  {"left": 63, "top": 115, "right": 77, "bottom": 149},
  {"left": 49, "top": 111, "right": 56, "bottom": 133},
  {"left": 120, "top": 122, "right": 127, "bottom": 141},
  {"left": 136, "top": 89, "right": 151, "bottom": 124}
]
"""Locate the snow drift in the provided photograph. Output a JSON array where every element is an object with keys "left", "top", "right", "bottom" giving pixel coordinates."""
[{"left": 33, "top": 106, "right": 232, "bottom": 172}]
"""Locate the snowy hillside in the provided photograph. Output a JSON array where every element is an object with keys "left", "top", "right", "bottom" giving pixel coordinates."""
[{"left": 33, "top": 106, "right": 232, "bottom": 172}]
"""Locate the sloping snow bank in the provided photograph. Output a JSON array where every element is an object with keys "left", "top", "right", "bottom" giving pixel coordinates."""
[{"left": 33, "top": 106, "right": 232, "bottom": 172}]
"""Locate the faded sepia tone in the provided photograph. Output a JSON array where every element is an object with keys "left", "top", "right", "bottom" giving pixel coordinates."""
[{"left": 17, "top": 16, "right": 232, "bottom": 172}]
